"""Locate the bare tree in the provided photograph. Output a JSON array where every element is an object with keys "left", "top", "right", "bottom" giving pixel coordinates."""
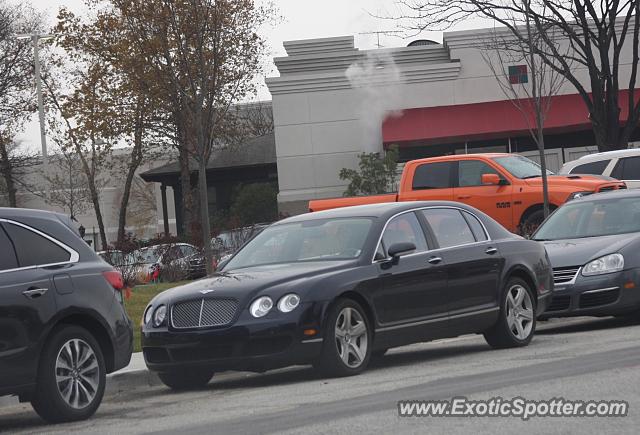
[
  {"left": 234, "top": 101, "right": 274, "bottom": 138},
  {"left": 0, "top": 1, "right": 42, "bottom": 207},
  {"left": 0, "top": 1, "right": 40, "bottom": 124},
  {"left": 481, "top": 14, "right": 567, "bottom": 228},
  {"left": 393, "top": 0, "right": 640, "bottom": 151},
  {"left": 42, "top": 66, "right": 113, "bottom": 250},
  {"left": 40, "top": 146, "right": 92, "bottom": 220},
  {"left": 120, "top": 176, "right": 158, "bottom": 236},
  {"left": 0, "top": 133, "right": 38, "bottom": 207}
]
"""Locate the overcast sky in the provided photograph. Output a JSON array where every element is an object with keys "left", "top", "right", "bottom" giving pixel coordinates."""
[{"left": 18, "top": 0, "right": 480, "bottom": 150}]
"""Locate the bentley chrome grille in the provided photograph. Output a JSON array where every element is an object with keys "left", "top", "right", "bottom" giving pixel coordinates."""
[{"left": 171, "top": 298, "right": 238, "bottom": 329}]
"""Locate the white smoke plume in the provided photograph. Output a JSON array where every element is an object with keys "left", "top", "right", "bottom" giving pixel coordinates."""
[{"left": 345, "top": 50, "right": 405, "bottom": 154}]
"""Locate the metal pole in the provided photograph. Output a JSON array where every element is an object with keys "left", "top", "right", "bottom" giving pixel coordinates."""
[{"left": 33, "top": 34, "right": 50, "bottom": 201}]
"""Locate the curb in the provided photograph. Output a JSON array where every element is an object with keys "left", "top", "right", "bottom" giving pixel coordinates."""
[
  {"left": 105, "top": 368, "right": 162, "bottom": 396},
  {"left": 0, "top": 368, "right": 160, "bottom": 411}
]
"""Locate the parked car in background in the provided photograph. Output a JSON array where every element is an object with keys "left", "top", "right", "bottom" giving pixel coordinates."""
[
  {"left": 559, "top": 148, "right": 640, "bottom": 189},
  {"left": 211, "top": 223, "right": 270, "bottom": 270},
  {"left": 142, "top": 202, "right": 552, "bottom": 390},
  {"left": 0, "top": 208, "right": 133, "bottom": 422},
  {"left": 310, "top": 154, "right": 626, "bottom": 233},
  {"left": 533, "top": 189, "right": 640, "bottom": 318},
  {"left": 132, "top": 243, "right": 206, "bottom": 282},
  {"left": 97, "top": 249, "right": 125, "bottom": 267}
]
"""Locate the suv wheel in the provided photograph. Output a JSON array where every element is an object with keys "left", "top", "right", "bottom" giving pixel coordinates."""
[
  {"left": 316, "top": 299, "right": 371, "bottom": 377},
  {"left": 158, "top": 370, "right": 214, "bottom": 390},
  {"left": 31, "top": 325, "right": 106, "bottom": 423},
  {"left": 484, "top": 278, "right": 536, "bottom": 349}
]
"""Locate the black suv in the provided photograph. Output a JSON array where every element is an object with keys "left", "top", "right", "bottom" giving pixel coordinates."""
[{"left": 0, "top": 208, "right": 133, "bottom": 422}]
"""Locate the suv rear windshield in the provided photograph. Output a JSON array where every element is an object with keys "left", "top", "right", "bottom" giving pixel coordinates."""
[{"left": 569, "top": 160, "right": 610, "bottom": 175}]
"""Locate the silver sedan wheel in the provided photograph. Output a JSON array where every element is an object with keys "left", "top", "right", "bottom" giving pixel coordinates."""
[
  {"left": 506, "top": 285, "right": 534, "bottom": 340},
  {"left": 334, "top": 307, "right": 368, "bottom": 368},
  {"left": 55, "top": 339, "right": 100, "bottom": 409}
]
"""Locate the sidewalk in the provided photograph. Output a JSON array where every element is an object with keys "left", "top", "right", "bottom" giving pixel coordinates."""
[{"left": 0, "top": 352, "right": 158, "bottom": 409}]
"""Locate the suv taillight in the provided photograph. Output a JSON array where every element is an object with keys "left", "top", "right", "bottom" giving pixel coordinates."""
[{"left": 102, "top": 270, "right": 124, "bottom": 290}]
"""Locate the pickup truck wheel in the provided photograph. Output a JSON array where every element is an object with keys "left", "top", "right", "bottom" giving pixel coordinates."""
[
  {"left": 520, "top": 209, "right": 545, "bottom": 236},
  {"left": 484, "top": 278, "right": 536, "bottom": 349}
]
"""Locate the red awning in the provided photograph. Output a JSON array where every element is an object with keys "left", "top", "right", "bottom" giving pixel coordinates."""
[{"left": 382, "top": 90, "right": 638, "bottom": 145}]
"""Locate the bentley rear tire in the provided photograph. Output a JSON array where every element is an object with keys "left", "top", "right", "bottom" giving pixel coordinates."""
[{"left": 484, "top": 278, "right": 536, "bottom": 349}]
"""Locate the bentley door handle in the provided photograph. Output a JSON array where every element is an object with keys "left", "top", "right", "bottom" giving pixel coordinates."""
[
  {"left": 22, "top": 288, "right": 48, "bottom": 299},
  {"left": 485, "top": 247, "right": 498, "bottom": 255},
  {"left": 457, "top": 195, "right": 471, "bottom": 200},
  {"left": 428, "top": 256, "right": 443, "bottom": 265}
]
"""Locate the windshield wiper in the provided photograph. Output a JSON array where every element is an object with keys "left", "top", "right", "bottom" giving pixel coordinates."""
[{"left": 522, "top": 175, "right": 542, "bottom": 179}]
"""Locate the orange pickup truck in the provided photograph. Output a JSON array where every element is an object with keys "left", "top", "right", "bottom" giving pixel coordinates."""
[{"left": 309, "top": 153, "right": 627, "bottom": 233}]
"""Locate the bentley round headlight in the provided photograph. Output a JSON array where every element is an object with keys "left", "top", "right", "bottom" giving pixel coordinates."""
[
  {"left": 277, "top": 294, "right": 300, "bottom": 313},
  {"left": 143, "top": 304, "right": 154, "bottom": 325},
  {"left": 250, "top": 296, "right": 273, "bottom": 318},
  {"left": 153, "top": 305, "right": 167, "bottom": 327},
  {"left": 582, "top": 253, "right": 624, "bottom": 276}
]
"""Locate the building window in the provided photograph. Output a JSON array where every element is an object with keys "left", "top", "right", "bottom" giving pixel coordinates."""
[{"left": 508, "top": 65, "right": 528, "bottom": 84}]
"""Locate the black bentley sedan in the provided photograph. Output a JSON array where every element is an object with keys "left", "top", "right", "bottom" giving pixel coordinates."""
[
  {"left": 142, "top": 202, "right": 552, "bottom": 389},
  {"left": 533, "top": 189, "right": 640, "bottom": 318}
]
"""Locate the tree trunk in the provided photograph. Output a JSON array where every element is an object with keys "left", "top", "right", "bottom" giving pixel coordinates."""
[
  {"left": 88, "top": 179, "right": 108, "bottom": 250},
  {"left": 117, "top": 99, "right": 147, "bottom": 243},
  {"left": 117, "top": 127, "right": 144, "bottom": 243},
  {"left": 175, "top": 110, "right": 196, "bottom": 238},
  {"left": 525, "top": 0, "right": 550, "bottom": 221},
  {"left": 178, "top": 144, "right": 194, "bottom": 237},
  {"left": 0, "top": 143, "right": 17, "bottom": 207},
  {"left": 198, "top": 157, "right": 213, "bottom": 274},
  {"left": 194, "top": 108, "right": 213, "bottom": 274}
]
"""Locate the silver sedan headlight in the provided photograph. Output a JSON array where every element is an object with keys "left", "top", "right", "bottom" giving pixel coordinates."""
[
  {"left": 250, "top": 296, "right": 273, "bottom": 318},
  {"left": 582, "top": 253, "right": 624, "bottom": 276},
  {"left": 277, "top": 294, "right": 300, "bottom": 313}
]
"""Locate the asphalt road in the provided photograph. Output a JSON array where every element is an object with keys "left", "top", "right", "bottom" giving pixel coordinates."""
[{"left": 1, "top": 316, "right": 639, "bottom": 434}]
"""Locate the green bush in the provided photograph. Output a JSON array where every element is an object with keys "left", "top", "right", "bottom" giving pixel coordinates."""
[
  {"left": 230, "top": 182, "right": 278, "bottom": 225},
  {"left": 339, "top": 146, "right": 399, "bottom": 196}
]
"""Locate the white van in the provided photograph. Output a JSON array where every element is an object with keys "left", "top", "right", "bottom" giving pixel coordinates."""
[{"left": 559, "top": 149, "right": 640, "bottom": 189}]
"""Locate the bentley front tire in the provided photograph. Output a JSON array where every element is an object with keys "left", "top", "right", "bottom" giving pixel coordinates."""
[
  {"left": 158, "top": 369, "right": 214, "bottom": 391},
  {"left": 484, "top": 278, "right": 536, "bottom": 349},
  {"left": 316, "top": 299, "right": 371, "bottom": 377}
]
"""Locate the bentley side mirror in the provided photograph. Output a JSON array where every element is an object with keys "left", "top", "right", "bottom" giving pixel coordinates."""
[{"left": 386, "top": 242, "right": 416, "bottom": 265}]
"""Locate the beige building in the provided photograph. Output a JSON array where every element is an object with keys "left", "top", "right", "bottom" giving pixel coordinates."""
[{"left": 266, "top": 25, "right": 640, "bottom": 215}]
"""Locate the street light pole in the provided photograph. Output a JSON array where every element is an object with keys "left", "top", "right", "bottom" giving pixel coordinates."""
[
  {"left": 17, "top": 33, "right": 53, "bottom": 201},
  {"left": 33, "top": 34, "right": 49, "bottom": 201}
]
